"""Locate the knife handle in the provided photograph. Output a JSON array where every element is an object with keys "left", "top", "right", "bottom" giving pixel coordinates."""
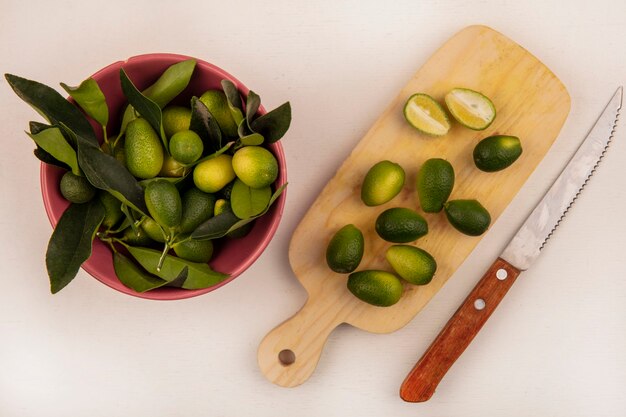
[{"left": 400, "top": 257, "right": 521, "bottom": 402}]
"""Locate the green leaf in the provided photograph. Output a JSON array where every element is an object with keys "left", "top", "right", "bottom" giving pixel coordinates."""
[
  {"left": 250, "top": 102, "right": 291, "bottom": 143},
  {"left": 221, "top": 79, "right": 243, "bottom": 111},
  {"left": 124, "top": 244, "right": 228, "bottom": 289},
  {"left": 116, "top": 59, "right": 196, "bottom": 140},
  {"left": 30, "top": 120, "right": 77, "bottom": 149},
  {"left": 143, "top": 59, "right": 196, "bottom": 108},
  {"left": 237, "top": 118, "right": 250, "bottom": 137},
  {"left": 235, "top": 118, "right": 264, "bottom": 147},
  {"left": 224, "top": 183, "right": 286, "bottom": 233},
  {"left": 30, "top": 122, "right": 72, "bottom": 169},
  {"left": 5, "top": 73, "right": 97, "bottom": 145},
  {"left": 138, "top": 173, "right": 189, "bottom": 187},
  {"left": 79, "top": 148, "right": 148, "bottom": 216},
  {"left": 239, "top": 132, "right": 264, "bottom": 146},
  {"left": 61, "top": 78, "right": 109, "bottom": 127},
  {"left": 230, "top": 179, "right": 271, "bottom": 219},
  {"left": 34, "top": 146, "right": 71, "bottom": 170},
  {"left": 61, "top": 125, "right": 148, "bottom": 215},
  {"left": 45, "top": 199, "right": 105, "bottom": 293},
  {"left": 27, "top": 127, "right": 80, "bottom": 175},
  {"left": 189, "top": 96, "right": 222, "bottom": 151},
  {"left": 245, "top": 90, "right": 261, "bottom": 128},
  {"left": 181, "top": 267, "right": 226, "bottom": 290},
  {"left": 120, "top": 204, "right": 140, "bottom": 234},
  {"left": 221, "top": 79, "right": 244, "bottom": 125},
  {"left": 190, "top": 209, "right": 240, "bottom": 240},
  {"left": 99, "top": 191, "right": 125, "bottom": 230},
  {"left": 107, "top": 215, "right": 133, "bottom": 235},
  {"left": 192, "top": 183, "right": 287, "bottom": 240},
  {"left": 29, "top": 121, "right": 52, "bottom": 135},
  {"left": 185, "top": 141, "right": 234, "bottom": 168},
  {"left": 117, "top": 108, "right": 137, "bottom": 142},
  {"left": 165, "top": 266, "right": 189, "bottom": 288},
  {"left": 119, "top": 68, "right": 167, "bottom": 151},
  {"left": 113, "top": 251, "right": 168, "bottom": 292}
]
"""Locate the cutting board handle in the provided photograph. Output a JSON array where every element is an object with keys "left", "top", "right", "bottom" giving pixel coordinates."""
[{"left": 258, "top": 297, "right": 342, "bottom": 387}]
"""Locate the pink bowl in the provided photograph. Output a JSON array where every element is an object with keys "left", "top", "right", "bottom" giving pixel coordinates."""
[{"left": 40, "top": 53, "right": 287, "bottom": 300}]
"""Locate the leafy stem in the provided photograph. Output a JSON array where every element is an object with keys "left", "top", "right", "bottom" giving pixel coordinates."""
[
  {"left": 112, "top": 131, "right": 123, "bottom": 149},
  {"left": 98, "top": 236, "right": 118, "bottom": 253},
  {"left": 102, "top": 126, "right": 110, "bottom": 149},
  {"left": 173, "top": 234, "right": 192, "bottom": 245},
  {"left": 157, "top": 242, "right": 171, "bottom": 272}
]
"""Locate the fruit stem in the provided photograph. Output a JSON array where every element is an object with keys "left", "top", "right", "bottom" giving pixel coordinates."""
[
  {"left": 174, "top": 234, "right": 191, "bottom": 245},
  {"left": 97, "top": 235, "right": 118, "bottom": 253},
  {"left": 97, "top": 229, "right": 115, "bottom": 240},
  {"left": 156, "top": 243, "right": 170, "bottom": 272},
  {"left": 107, "top": 219, "right": 132, "bottom": 234},
  {"left": 112, "top": 131, "right": 123, "bottom": 150},
  {"left": 102, "top": 126, "right": 110, "bottom": 151},
  {"left": 134, "top": 216, "right": 145, "bottom": 229},
  {"left": 107, "top": 241, "right": 118, "bottom": 253}
]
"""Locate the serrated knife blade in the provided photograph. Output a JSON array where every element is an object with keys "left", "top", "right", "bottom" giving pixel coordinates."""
[
  {"left": 400, "top": 87, "right": 622, "bottom": 403},
  {"left": 501, "top": 86, "right": 622, "bottom": 270}
]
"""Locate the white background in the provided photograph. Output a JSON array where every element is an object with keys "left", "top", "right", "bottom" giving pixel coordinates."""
[{"left": 1, "top": 1, "right": 625, "bottom": 416}]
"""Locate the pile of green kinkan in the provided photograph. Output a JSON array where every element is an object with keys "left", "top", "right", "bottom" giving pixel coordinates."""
[
  {"left": 5, "top": 59, "right": 291, "bottom": 294},
  {"left": 326, "top": 87, "right": 522, "bottom": 307}
]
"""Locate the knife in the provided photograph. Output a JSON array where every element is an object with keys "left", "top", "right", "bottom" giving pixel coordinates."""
[{"left": 399, "top": 87, "right": 623, "bottom": 403}]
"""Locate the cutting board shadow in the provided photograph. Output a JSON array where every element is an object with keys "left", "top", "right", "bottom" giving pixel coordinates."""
[{"left": 258, "top": 25, "right": 570, "bottom": 387}]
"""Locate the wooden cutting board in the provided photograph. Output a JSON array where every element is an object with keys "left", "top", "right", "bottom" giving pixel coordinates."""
[{"left": 258, "top": 25, "right": 570, "bottom": 387}]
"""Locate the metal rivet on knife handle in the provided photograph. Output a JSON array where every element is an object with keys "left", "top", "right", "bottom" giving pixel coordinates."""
[{"left": 496, "top": 269, "right": 508, "bottom": 280}]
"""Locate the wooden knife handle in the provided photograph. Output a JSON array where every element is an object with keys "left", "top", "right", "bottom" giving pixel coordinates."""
[{"left": 400, "top": 257, "right": 521, "bottom": 402}]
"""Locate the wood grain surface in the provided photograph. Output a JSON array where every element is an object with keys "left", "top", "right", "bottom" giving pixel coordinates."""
[{"left": 258, "top": 25, "right": 570, "bottom": 387}]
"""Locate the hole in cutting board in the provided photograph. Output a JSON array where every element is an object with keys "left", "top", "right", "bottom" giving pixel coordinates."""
[{"left": 279, "top": 349, "right": 296, "bottom": 366}]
